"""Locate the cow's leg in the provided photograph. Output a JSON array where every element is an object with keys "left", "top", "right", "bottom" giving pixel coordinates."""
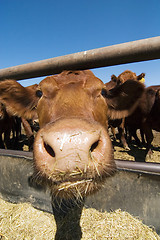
[
  {"left": 140, "top": 128, "right": 146, "bottom": 145},
  {"left": 131, "top": 128, "right": 142, "bottom": 146},
  {"left": 21, "top": 118, "right": 34, "bottom": 151},
  {"left": 111, "top": 126, "right": 116, "bottom": 141},
  {"left": 15, "top": 117, "right": 22, "bottom": 141},
  {"left": 143, "top": 123, "right": 154, "bottom": 159},
  {"left": 4, "top": 129, "right": 11, "bottom": 149},
  {"left": 118, "top": 118, "right": 130, "bottom": 150},
  {"left": 0, "top": 134, "right": 5, "bottom": 149},
  {"left": 52, "top": 197, "right": 84, "bottom": 240}
]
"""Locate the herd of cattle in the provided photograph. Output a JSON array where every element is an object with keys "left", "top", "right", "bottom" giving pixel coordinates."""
[
  {"left": 0, "top": 70, "right": 159, "bottom": 161},
  {"left": 106, "top": 70, "right": 160, "bottom": 159},
  {"left": 0, "top": 69, "right": 159, "bottom": 200},
  {"left": 0, "top": 69, "right": 159, "bottom": 240}
]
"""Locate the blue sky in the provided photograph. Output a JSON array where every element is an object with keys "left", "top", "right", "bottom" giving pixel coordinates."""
[{"left": 0, "top": 0, "right": 160, "bottom": 87}]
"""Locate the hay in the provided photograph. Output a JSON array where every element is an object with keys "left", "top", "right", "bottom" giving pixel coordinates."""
[
  {"left": 81, "top": 208, "right": 160, "bottom": 240},
  {"left": 0, "top": 198, "right": 159, "bottom": 240}
]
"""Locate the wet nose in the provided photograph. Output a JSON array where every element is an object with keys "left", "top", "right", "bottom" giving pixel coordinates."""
[{"left": 33, "top": 118, "right": 113, "bottom": 177}]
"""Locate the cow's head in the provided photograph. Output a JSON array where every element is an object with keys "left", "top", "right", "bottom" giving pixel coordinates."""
[
  {"left": 106, "top": 70, "right": 145, "bottom": 90},
  {"left": 0, "top": 70, "right": 144, "bottom": 200},
  {"left": 118, "top": 70, "right": 145, "bottom": 83}
]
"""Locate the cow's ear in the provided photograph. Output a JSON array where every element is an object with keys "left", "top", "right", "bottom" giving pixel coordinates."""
[
  {"left": 137, "top": 72, "right": 145, "bottom": 80},
  {"left": 103, "top": 80, "right": 145, "bottom": 119},
  {"left": 111, "top": 74, "right": 117, "bottom": 82},
  {"left": 0, "top": 79, "right": 39, "bottom": 119}
]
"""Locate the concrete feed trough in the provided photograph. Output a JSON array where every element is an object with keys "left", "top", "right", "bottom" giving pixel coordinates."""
[{"left": 0, "top": 149, "right": 160, "bottom": 239}]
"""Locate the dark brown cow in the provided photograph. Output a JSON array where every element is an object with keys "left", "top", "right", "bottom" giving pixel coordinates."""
[
  {"left": 0, "top": 103, "right": 15, "bottom": 149},
  {"left": 105, "top": 70, "right": 145, "bottom": 150},
  {"left": 0, "top": 103, "right": 7, "bottom": 148},
  {"left": 0, "top": 70, "right": 144, "bottom": 238},
  {"left": 125, "top": 85, "right": 160, "bottom": 159}
]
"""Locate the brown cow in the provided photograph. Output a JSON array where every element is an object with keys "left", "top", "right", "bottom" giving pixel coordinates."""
[
  {"left": 106, "top": 70, "right": 145, "bottom": 150},
  {"left": 0, "top": 83, "right": 39, "bottom": 150},
  {"left": 21, "top": 84, "right": 39, "bottom": 150},
  {"left": 0, "top": 70, "right": 145, "bottom": 197},
  {"left": 125, "top": 85, "right": 160, "bottom": 159},
  {"left": 0, "top": 70, "right": 144, "bottom": 238}
]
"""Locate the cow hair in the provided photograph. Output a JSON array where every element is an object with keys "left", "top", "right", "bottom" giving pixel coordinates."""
[{"left": 0, "top": 79, "right": 39, "bottom": 120}]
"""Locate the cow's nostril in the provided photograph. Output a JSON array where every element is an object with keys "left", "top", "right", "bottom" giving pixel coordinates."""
[
  {"left": 44, "top": 143, "right": 55, "bottom": 157},
  {"left": 90, "top": 140, "right": 99, "bottom": 152}
]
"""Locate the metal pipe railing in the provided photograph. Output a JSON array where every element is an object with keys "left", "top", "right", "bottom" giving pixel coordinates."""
[
  {"left": 0, "top": 36, "right": 160, "bottom": 81},
  {"left": 116, "top": 159, "right": 160, "bottom": 175},
  {"left": 1, "top": 149, "right": 160, "bottom": 175}
]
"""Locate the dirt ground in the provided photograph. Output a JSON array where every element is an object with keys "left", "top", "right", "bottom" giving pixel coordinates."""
[{"left": 111, "top": 129, "right": 160, "bottom": 163}]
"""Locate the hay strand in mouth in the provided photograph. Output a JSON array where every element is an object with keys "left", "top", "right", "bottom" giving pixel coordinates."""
[{"left": 58, "top": 179, "right": 93, "bottom": 191}]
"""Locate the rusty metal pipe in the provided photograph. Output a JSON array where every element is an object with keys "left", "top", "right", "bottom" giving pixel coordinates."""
[{"left": 0, "top": 36, "right": 160, "bottom": 80}]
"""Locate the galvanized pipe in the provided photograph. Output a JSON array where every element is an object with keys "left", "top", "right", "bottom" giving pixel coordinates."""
[
  {"left": 116, "top": 159, "right": 160, "bottom": 175},
  {"left": 1, "top": 149, "right": 160, "bottom": 175},
  {"left": 0, "top": 36, "right": 160, "bottom": 80}
]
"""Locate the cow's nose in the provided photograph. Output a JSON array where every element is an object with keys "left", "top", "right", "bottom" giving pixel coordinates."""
[
  {"left": 33, "top": 118, "right": 114, "bottom": 178},
  {"left": 41, "top": 128, "right": 101, "bottom": 171}
]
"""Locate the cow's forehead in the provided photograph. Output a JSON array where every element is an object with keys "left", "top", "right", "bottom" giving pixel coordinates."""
[{"left": 39, "top": 70, "right": 104, "bottom": 89}]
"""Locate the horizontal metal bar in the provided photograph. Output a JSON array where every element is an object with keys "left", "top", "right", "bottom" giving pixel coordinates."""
[
  {"left": 0, "top": 36, "right": 160, "bottom": 80},
  {"left": 0, "top": 149, "right": 33, "bottom": 160},
  {"left": 1, "top": 149, "right": 160, "bottom": 175},
  {"left": 116, "top": 159, "right": 160, "bottom": 175}
]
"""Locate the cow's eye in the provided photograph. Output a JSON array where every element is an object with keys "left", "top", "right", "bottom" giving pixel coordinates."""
[
  {"left": 36, "top": 90, "right": 43, "bottom": 98},
  {"left": 101, "top": 89, "right": 107, "bottom": 98}
]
